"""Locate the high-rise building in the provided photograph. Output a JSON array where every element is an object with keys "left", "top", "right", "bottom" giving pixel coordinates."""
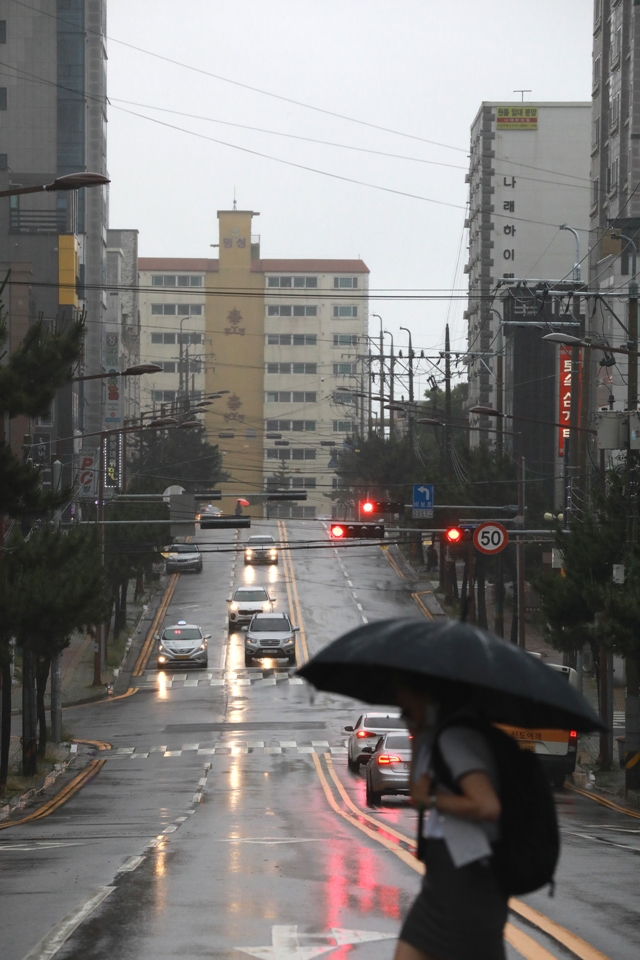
[
  {"left": 0, "top": 1, "right": 109, "bottom": 492},
  {"left": 465, "top": 102, "right": 590, "bottom": 495},
  {"left": 138, "top": 210, "right": 369, "bottom": 517},
  {"left": 589, "top": 0, "right": 640, "bottom": 411}
]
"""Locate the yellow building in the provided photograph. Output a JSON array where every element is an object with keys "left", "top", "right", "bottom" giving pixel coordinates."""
[{"left": 140, "top": 209, "right": 369, "bottom": 517}]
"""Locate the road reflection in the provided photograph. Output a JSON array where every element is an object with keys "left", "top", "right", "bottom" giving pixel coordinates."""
[{"left": 157, "top": 671, "right": 169, "bottom": 700}]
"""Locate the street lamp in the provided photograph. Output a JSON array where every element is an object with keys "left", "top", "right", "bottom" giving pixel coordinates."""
[
  {"left": 559, "top": 224, "right": 581, "bottom": 283},
  {"left": 0, "top": 172, "right": 110, "bottom": 199},
  {"left": 72, "top": 363, "right": 162, "bottom": 383}
]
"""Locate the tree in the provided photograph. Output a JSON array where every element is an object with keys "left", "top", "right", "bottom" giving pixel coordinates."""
[
  {"left": 127, "top": 425, "right": 225, "bottom": 494},
  {"left": 0, "top": 277, "right": 85, "bottom": 785}
]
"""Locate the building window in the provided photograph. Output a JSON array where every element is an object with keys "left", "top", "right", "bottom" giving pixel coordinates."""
[
  {"left": 594, "top": 0, "right": 602, "bottom": 29},
  {"left": 608, "top": 157, "right": 619, "bottom": 194},
  {"left": 151, "top": 303, "right": 202, "bottom": 315},
  {"left": 593, "top": 55, "right": 601, "bottom": 90},
  {"left": 161, "top": 362, "right": 176, "bottom": 373},
  {"left": 267, "top": 276, "right": 317, "bottom": 288},
  {"left": 332, "top": 390, "right": 355, "bottom": 404},
  {"left": 265, "top": 391, "right": 316, "bottom": 403},
  {"left": 592, "top": 117, "right": 600, "bottom": 152},
  {"left": 333, "top": 277, "right": 358, "bottom": 288},
  {"left": 151, "top": 332, "right": 177, "bottom": 344},
  {"left": 267, "top": 305, "right": 317, "bottom": 317},
  {"left": 333, "top": 420, "right": 354, "bottom": 432},
  {"left": 333, "top": 306, "right": 358, "bottom": 318},
  {"left": 592, "top": 177, "right": 600, "bottom": 207},
  {"left": 152, "top": 390, "right": 176, "bottom": 402},
  {"left": 333, "top": 362, "right": 357, "bottom": 375},
  {"left": 246, "top": 428, "right": 256, "bottom": 439},
  {"left": 333, "top": 334, "right": 358, "bottom": 346},
  {"left": 267, "top": 362, "right": 316, "bottom": 374},
  {"left": 267, "top": 333, "right": 316, "bottom": 346},
  {"left": 0, "top": 21, "right": 6, "bottom": 43},
  {"left": 610, "top": 92, "right": 620, "bottom": 129},
  {"left": 0, "top": 88, "right": 7, "bottom": 110},
  {"left": 178, "top": 332, "right": 202, "bottom": 344},
  {"left": 151, "top": 274, "right": 203, "bottom": 286}
]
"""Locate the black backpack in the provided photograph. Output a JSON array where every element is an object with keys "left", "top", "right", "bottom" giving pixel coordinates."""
[{"left": 425, "top": 718, "right": 559, "bottom": 896}]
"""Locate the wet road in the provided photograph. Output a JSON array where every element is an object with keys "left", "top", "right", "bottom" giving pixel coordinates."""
[{"left": 1, "top": 520, "right": 639, "bottom": 960}]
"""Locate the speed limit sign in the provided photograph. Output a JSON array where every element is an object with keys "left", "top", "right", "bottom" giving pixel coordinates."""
[{"left": 473, "top": 522, "right": 509, "bottom": 555}]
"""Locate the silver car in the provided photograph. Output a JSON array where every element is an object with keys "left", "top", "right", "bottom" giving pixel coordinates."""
[
  {"left": 244, "top": 612, "right": 299, "bottom": 666},
  {"left": 344, "top": 712, "right": 405, "bottom": 771},
  {"left": 244, "top": 535, "right": 278, "bottom": 565},
  {"left": 156, "top": 622, "right": 210, "bottom": 669},
  {"left": 228, "top": 586, "right": 275, "bottom": 631},
  {"left": 164, "top": 543, "right": 203, "bottom": 574},
  {"left": 365, "top": 731, "right": 412, "bottom": 807}
]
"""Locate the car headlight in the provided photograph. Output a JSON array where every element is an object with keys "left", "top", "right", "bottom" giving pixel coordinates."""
[
  {"left": 262, "top": 602, "right": 271, "bottom": 611},
  {"left": 270, "top": 550, "right": 277, "bottom": 558},
  {"left": 158, "top": 644, "right": 164, "bottom": 651},
  {"left": 199, "top": 643, "right": 206, "bottom": 650},
  {"left": 245, "top": 549, "right": 253, "bottom": 557},
  {"left": 158, "top": 655, "right": 167, "bottom": 663},
  {"left": 229, "top": 602, "right": 239, "bottom": 611}
]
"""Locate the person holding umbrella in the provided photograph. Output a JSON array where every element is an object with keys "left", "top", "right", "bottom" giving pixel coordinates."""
[{"left": 299, "top": 618, "right": 605, "bottom": 960}]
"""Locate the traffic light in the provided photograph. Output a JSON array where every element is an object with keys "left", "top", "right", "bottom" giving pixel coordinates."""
[
  {"left": 444, "top": 525, "right": 475, "bottom": 543},
  {"left": 265, "top": 491, "right": 308, "bottom": 501},
  {"left": 330, "top": 522, "right": 385, "bottom": 540},
  {"left": 359, "top": 500, "right": 404, "bottom": 515},
  {"left": 200, "top": 517, "right": 251, "bottom": 529}
]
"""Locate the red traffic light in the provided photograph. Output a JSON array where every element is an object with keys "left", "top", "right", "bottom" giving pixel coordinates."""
[
  {"left": 361, "top": 501, "right": 375, "bottom": 514},
  {"left": 445, "top": 526, "right": 463, "bottom": 544},
  {"left": 330, "top": 524, "right": 346, "bottom": 539}
]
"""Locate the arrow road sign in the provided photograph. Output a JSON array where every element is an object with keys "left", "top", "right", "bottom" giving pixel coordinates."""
[
  {"left": 412, "top": 484, "right": 434, "bottom": 519},
  {"left": 237, "top": 925, "right": 396, "bottom": 960},
  {"left": 473, "top": 522, "right": 509, "bottom": 555}
]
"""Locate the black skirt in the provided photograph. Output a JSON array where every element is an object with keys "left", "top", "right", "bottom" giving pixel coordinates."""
[{"left": 400, "top": 840, "right": 508, "bottom": 960}]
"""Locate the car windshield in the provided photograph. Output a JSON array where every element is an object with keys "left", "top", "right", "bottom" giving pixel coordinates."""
[
  {"left": 235, "top": 589, "right": 269, "bottom": 602},
  {"left": 383, "top": 734, "right": 412, "bottom": 751},
  {"left": 364, "top": 716, "right": 404, "bottom": 729},
  {"left": 251, "top": 617, "right": 289, "bottom": 632},
  {"left": 248, "top": 537, "right": 274, "bottom": 544},
  {"left": 169, "top": 545, "right": 198, "bottom": 554},
  {"left": 163, "top": 628, "right": 201, "bottom": 641}
]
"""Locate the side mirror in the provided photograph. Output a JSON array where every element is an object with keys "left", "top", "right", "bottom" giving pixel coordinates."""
[
  {"left": 362, "top": 746, "right": 374, "bottom": 754},
  {"left": 344, "top": 725, "right": 354, "bottom": 732},
  {"left": 226, "top": 598, "right": 232, "bottom": 603},
  {"left": 154, "top": 634, "right": 160, "bottom": 642},
  {"left": 293, "top": 626, "right": 300, "bottom": 632},
  {"left": 204, "top": 634, "right": 211, "bottom": 640}
]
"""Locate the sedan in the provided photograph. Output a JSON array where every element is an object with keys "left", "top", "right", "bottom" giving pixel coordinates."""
[
  {"left": 365, "top": 731, "right": 412, "bottom": 807},
  {"left": 156, "top": 621, "right": 210, "bottom": 669},
  {"left": 164, "top": 543, "right": 203, "bottom": 574},
  {"left": 197, "top": 504, "right": 222, "bottom": 520},
  {"left": 244, "top": 613, "right": 299, "bottom": 666},
  {"left": 344, "top": 712, "right": 406, "bottom": 771},
  {"left": 244, "top": 535, "right": 278, "bottom": 565},
  {"left": 228, "top": 586, "right": 275, "bottom": 630}
]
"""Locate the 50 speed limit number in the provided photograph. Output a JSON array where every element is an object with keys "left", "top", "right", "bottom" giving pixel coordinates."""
[{"left": 472, "top": 522, "right": 509, "bottom": 555}]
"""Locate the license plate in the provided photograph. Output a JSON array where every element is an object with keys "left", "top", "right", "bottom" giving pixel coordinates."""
[
  {"left": 518, "top": 742, "right": 536, "bottom": 751},
  {"left": 174, "top": 654, "right": 191, "bottom": 660},
  {"left": 403, "top": 762, "right": 410, "bottom": 770}
]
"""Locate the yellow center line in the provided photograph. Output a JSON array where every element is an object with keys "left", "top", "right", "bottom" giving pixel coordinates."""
[
  {"left": 565, "top": 783, "right": 640, "bottom": 821},
  {"left": 411, "top": 592, "right": 433, "bottom": 620},
  {"left": 278, "top": 520, "right": 309, "bottom": 665},
  {"left": 380, "top": 544, "right": 407, "bottom": 580},
  {"left": 131, "top": 572, "right": 179, "bottom": 677}
]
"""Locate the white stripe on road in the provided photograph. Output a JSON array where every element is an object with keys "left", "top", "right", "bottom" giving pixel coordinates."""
[
  {"left": 116, "top": 856, "right": 145, "bottom": 874},
  {"left": 21, "top": 887, "right": 114, "bottom": 960}
]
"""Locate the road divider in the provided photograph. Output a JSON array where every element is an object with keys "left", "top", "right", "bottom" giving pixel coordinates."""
[
  {"left": 277, "top": 521, "right": 309, "bottom": 665},
  {"left": 131, "top": 573, "right": 179, "bottom": 678}
]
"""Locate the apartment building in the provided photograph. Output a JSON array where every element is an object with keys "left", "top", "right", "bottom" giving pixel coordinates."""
[
  {"left": 0, "top": 1, "right": 110, "bottom": 495},
  {"left": 465, "top": 102, "right": 590, "bottom": 492},
  {"left": 589, "top": 0, "right": 640, "bottom": 411},
  {"left": 138, "top": 210, "right": 369, "bottom": 517}
]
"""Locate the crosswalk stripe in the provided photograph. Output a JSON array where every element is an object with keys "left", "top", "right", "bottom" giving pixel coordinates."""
[{"left": 101, "top": 741, "right": 344, "bottom": 760}]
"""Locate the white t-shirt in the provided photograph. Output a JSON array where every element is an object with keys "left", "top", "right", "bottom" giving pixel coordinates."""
[{"left": 414, "top": 725, "right": 500, "bottom": 867}]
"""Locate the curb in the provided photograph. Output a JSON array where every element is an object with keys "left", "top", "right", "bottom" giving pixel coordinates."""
[
  {"left": 0, "top": 754, "right": 77, "bottom": 822},
  {"left": 113, "top": 575, "right": 171, "bottom": 695}
]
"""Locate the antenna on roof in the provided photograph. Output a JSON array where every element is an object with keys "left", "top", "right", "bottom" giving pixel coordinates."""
[{"left": 233, "top": 187, "right": 237, "bottom": 211}]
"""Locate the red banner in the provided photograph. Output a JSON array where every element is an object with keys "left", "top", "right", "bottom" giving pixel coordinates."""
[{"left": 558, "top": 345, "right": 581, "bottom": 456}]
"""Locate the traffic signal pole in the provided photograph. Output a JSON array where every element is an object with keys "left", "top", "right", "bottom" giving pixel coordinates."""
[{"left": 625, "top": 265, "right": 640, "bottom": 790}]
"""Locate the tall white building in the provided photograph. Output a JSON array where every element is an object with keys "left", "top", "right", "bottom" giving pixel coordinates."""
[{"left": 466, "top": 102, "right": 591, "bottom": 436}]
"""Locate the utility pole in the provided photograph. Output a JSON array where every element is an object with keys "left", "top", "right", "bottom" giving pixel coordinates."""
[
  {"left": 567, "top": 291, "right": 582, "bottom": 517},
  {"left": 444, "top": 324, "right": 452, "bottom": 473},
  {"left": 50, "top": 458, "right": 63, "bottom": 744},
  {"left": 372, "top": 314, "right": 384, "bottom": 438},
  {"left": 385, "top": 331, "right": 395, "bottom": 438},
  {"left": 94, "top": 431, "right": 105, "bottom": 687},
  {"left": 624, "top": 236, "right": 639, "bottom": 790},
  {"left": 516, "top": 453, "right": 526, "bottom": 648},
  {"left": 400, "top": 326, "right": 414, "bottom": 443}
]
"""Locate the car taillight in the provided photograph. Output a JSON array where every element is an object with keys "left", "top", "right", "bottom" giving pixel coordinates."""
[
  {"left": 377, "top": 754, "right": 401, "bottom": 765},
  {"left": 356, "top": 730, "right": 377, "bottom": 739},
  {"left": 569, "top": 730, "right": 578, "bottom": 739}
]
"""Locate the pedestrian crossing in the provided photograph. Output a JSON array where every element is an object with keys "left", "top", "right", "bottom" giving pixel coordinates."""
[
  {"left": 102, "top": 741, "right": 348, "bottom": 760},
  {"left": 139, "top": 670, "right": 305, "bottom": 689},
  {"left": 614, "top": 711, "right": 625, "bottom": 729}
]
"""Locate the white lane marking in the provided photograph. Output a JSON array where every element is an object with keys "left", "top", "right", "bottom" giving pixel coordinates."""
[
  {"left": 566, "top": 831, "right": 640, "bottom": 853},
  {"left": 329, "top": 747, "right": 348, "bottom": 755},
  {"left": 248, "top": 741, "right": 265, "bottom": 748},
  {"left": 279, "top": 741, "right": 297, "bottom": 747},
  {"left": 264, "top": 747, "right": 282, "bottom": 754},
  {"left": 311, "top": 741, "right": 329, "bottom": 747},
  {"left": 116, "top": 747, "right": 134, "bottom": 755},
  {"left": 356, "top": 603, "right": 363, "bottom": 611},
  {"left": 164, "top": 751, "right": 182, "bottom": 757},
  {"left": 0, "top": 841, "right": 86, "bottom": 852},
  {"left": 347, "top": 580, "right": 353, "bottom": 588},
  {"left": 193, "top": 792, "right": 203, "bottom": 803},
  {"left": 214, "top": 837, "right": 324, "bottom": 844},
  {"left": 361, "top": 616, "right": 369, "bottom": 623},
  {"left": 289, "top": 678, "right": 304, "bottom": 685},
  {"left": 20, "top": 886, "right": 114, "bottom": 960},
  {"left": 131, "top": 752, "right": 149, "bottom": 759},
  {"left": 182, "top": 744, "right": 200, "bottom": 751},
  {"left": 163, "top": 825, "right": 178, "bottom": 834},
  {"left": 220, "top": 643, "right": 228, "bottom": 669},
  {"left": 116, "top": 855, "right": 145, "bottom": 874},
  {"left": 149, "top": 745, "right": 167, "bottom": 753},
  {"left": 198, "top": 777, "right": 207, "bottom": 786},
  {"left": 197, "top": 748, "right": 216, "bottom": 755},
  {"left": 184, "top": 677, "right": 198, "bottom": 687},
  {"left": 237, "top": 925, "right": 396, "bottom": 960}
]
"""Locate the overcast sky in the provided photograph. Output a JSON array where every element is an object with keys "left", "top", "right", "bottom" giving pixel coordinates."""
[{"left": 108, "top": 0, "right": 593, "bottom": 388}]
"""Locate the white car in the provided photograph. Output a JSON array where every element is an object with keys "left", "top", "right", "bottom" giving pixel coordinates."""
[
  {"left": 227, "top": 586, "right": 275, "bottom": 631},
  {"left": 244, "top": 535, "right": 278, "bottom": 565},
  {"left": 344, "top": 712, "right": 406, "bottom": 772}
]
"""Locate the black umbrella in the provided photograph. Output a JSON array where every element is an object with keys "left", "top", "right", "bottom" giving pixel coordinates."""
[{"left": 298, "top": 618, "right": 605, "bottom": 732}]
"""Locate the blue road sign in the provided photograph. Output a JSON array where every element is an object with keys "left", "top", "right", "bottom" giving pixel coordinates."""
[{"left": 412, "top": 484, "right": 434, "bottom": 519}]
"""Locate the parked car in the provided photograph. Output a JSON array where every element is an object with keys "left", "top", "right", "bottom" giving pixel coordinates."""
[
  {"left": 344, "top": 712, "right": 405, "bottom": 771},
  {"left": 244, "top": 535, "right": 278, "bottom": 565},
  {"left": 365, "top": 731, "right": 413, "bottom": 807},
  {"left": 228, "top": 586, "right": 275, "bottom": 631},
  {"left": 244, "top": 612, "right": 298, "bottom": 666},
  {"left": 156, "top": 621, "right": 210, "bottom": 669},
  {"left": 164, "top": 543, "right": 203, "bottom": 573}
]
